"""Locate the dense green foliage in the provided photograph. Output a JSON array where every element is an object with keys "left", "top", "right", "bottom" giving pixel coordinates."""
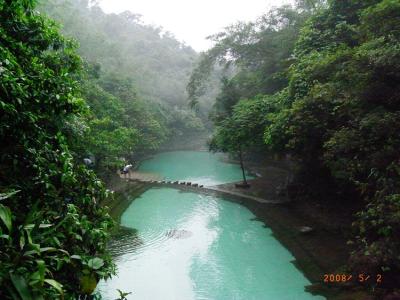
[
  {"left": 35, "top": 0, "right": 211, "bottom": 173},
  {"left": 191, "top": 0, "right": 400, "bottom": 292},
  {"left": 0, "top": 0, "right": 115, "bottom": 298},
  {"left": 275, "top": 0, "right": 400, "bottom": 285},
  {"left": 188, "top": 2, "right": 316, "bottom": 117},
  {"left": 80, "top": 68, "right": 168, "bottom": 174},
  {"left": 41, "top": 0, "right": 194, "bottom": 106},
  {"left": 0, "top": 0, "right": 216, "bottom": 297},
  {"left": 210, "top": 95, "right": 275, "bottom": 183},
  {"left": 40, "top": 0, "right": 211, "bottom": 140},
  {"left": 197, "top": 1, "right": 319, "bottom": 184}
]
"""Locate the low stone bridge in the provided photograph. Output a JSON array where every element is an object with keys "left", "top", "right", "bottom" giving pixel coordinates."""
[{"left": 120, "top": 172, "right": 286, "bottom": 204}]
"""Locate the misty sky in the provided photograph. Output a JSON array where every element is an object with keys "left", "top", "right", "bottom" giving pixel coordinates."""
[{"left": 99, "top": 0, "right": 292, "bottom": 51}]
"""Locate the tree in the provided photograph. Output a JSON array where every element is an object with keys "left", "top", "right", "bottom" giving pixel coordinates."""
[
  {"left": 187, "top": 3, "right": 319, "bottom": 113},
  {"left": 0, "top": 1, "right": 114, "bottom": 298},
  {"left": 40, "top": 0, "right": 211, "bottom": 151},
  {"left": 189, "top": 0, "right": 400, "bottom": 293},
  {"left": 264, "top": 0, "right": 400, "bottom": 285},
  {"left": 210, "top": 95, "right": 274, "bottom": 186}
]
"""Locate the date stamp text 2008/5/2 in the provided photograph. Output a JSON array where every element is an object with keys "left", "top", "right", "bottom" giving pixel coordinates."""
[{"left": 323, "top": 274, "right": 383, "bottom": 284}]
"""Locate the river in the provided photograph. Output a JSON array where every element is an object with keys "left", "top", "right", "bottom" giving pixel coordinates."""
[{"left": 97, "top": 151, "right": 324, "bottom": 300}]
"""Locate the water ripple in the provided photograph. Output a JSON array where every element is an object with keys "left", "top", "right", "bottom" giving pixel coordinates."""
[{"left": 98, "top": 186, "right": 323, "bottom": 300}]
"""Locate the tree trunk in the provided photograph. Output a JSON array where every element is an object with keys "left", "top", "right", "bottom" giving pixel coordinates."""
[{"left": 239, "top": 146, "right": 248, "bottom": 185}]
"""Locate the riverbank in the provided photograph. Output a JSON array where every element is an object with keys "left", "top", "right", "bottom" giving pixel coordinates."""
[
  {"left": 102, "top": 175, "right": 150, "bottom": 222},
  {"left": 217, "top": 183, "right": 374, "bottom": 300},
  {"left": 210, "top": 158, "right": 374, "bottom": 299}
]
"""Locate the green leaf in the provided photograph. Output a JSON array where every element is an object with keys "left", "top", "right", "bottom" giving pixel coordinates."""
[
  {"left": 0, "top": 234, "right": 10, "bottom": 240},
  {"left": 38, "top": 224, "right": 53, "bottom": 229},
  {"left": 29, "top": 243, "right": 41, "bottom": 254},
  {"left": 24, "top": 224, "right": 35, "bottom": 230},
  {"left": 79, "top": 273, "right": 97, "bottom": 294},
  {"left": 9, "top": 273, "right": 33, "bottom": 300},
  {"left": 0, "top": 190, "right": 20, "bottom": 201},
  {"left": 23, "top": 250, "right": 37, "bottom": 257},
  {"left": 39, "top": 247, "right": 57, "bottom": 253},
  {"left": 36, "top": 260, "right": 45, "bottom": 283},
  {"left": 0, "top": 204, "right": 12, "bottom": 231},
  {"left": 87, "top": 257, "right": 104, "bottom": 270},
  {"left": 44, "top": 279, "right": 64, "bottom": 296}
]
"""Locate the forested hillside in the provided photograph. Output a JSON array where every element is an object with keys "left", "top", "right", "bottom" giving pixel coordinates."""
[
  {"left": 190, "top": 0, "right": 400, "bottom": 294},
  {"left": 39, "top": 0, "right": 216, "bottom": 172},
  {"left": 40, "top": 0, "right": 195, "bottom": 104}
]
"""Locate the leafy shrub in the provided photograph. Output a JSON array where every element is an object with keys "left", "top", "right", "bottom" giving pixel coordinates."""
[{"left": 0, "top": 1, "right": 115, "bottom": 298}]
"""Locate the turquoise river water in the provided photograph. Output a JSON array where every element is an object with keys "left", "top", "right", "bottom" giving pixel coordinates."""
[
  {"left": 97, "top": 151, "right": 324, "bottom": 300},
  {"left": 137, "top": 151, "right": 254, "bottom": 186}
]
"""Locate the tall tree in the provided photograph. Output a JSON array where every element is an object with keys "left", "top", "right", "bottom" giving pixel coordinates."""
[
  {"left": 210, "top": 95, "right": 275, "bottom": 186},
  {"left": 264, "top": 0, "right": 400, "bottom": 284},
  {"left": 0, "top": 1, "right": 114, "bottom": 298},
  {"left": 187, "top": 3, "right": 320, "bottom": 115}
]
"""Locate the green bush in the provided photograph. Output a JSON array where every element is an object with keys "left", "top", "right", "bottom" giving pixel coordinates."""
[{"left": 0, "top": 0, "right": 115, "bottom": 298}]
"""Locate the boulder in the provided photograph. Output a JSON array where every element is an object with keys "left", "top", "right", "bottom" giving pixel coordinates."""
[{"left": 165, "top": 229, "right": 192, "bottom": 239}]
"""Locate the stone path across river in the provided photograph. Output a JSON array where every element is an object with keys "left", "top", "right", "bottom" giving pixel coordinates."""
[{"left": 120, "top": 172, "right": 287, "bottom": 204}]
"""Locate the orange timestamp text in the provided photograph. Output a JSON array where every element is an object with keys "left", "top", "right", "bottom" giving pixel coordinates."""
[{"left": 323, "top": 274, "right": 383, "bottom": 284}]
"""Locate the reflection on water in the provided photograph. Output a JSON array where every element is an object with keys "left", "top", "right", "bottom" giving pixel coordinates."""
[
  {"left": 107, "top": 227, "right": 143, "bottom": 260},
  {"left": 97, "top": 188, "right": 324, "bottom": 300}
]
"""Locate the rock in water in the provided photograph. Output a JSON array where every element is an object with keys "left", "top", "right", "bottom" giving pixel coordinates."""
[{"left": 165, "top": 229, "right": 192, "bottom": 239}]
